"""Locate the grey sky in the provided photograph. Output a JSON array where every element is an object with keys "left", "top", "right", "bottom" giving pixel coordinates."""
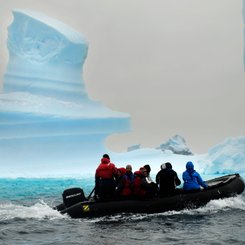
[{"left": 0, "top": 0, "right": 244, "bottom": 154}]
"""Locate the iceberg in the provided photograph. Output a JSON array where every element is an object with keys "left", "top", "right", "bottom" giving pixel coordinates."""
[
  {"left": 0, "top": 10, "right": 130, "bottom": 176},
  {"left": 0, "top": 10, "right": 244, "bottom": 178},
  {"left": 113, "top": 136, "right": 245, "bottom": 177},
  {"left": 201, "top": 136, "right": 245, "bottom": 175},
  {"left": 4, "top": 9, "right": 88, "bottom": 101},
  {"left": 157, "top": 135, "right": 193, "bottom": 155}
]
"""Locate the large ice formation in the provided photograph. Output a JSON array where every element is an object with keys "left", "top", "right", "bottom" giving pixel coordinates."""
[
  {"left": 0, "top": 10, "right": 130, "bottom": 176},
  {"left": 0, "top": 10, "right": 244, "bottom": 178},
  {"left": 157, "top": 135, "right": 193, "bottom": 155},
  {"left": 115, "top": 136, "right": 245, "bottom": 176},
  {"left": 202, "top": 136, "right": 245, "bottom": 175}
]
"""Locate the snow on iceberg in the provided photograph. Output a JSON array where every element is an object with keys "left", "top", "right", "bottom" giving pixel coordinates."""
[
  {"left": 4, "top": 9, "right": 89, "bottom": 101},
  {"left": 157, "top": 135, "right": 193, "bottom": 155},
  {"left": 114, "top": 136, "right": 245, "bottom": 177},
  {"left": 201, "top": 136, "right": 245, "bottom": 175},
  {"left": 0, "top": 10, "right": 130, "bottom": 177}
]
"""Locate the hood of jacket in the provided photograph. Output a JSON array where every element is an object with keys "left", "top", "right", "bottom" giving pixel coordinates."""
[
  {"left": 186, "top": 161, "right": 195, "bottom": 173},
  {"left": 101, "top": 157, "right": 110, "bottom": 164}
]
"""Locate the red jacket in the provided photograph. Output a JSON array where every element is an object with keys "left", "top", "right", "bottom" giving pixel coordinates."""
[
  {"left": 120, "top": 175, "right": 133, "bottom": 196},
  {"left": 116, "top": 168, "right": 132, "bottom": 196},
  {"left": 133, "top": 171, "right": 147, "bottom": 197},
  {"left": 96, "top": 158, "right": 117, "bottom": 179}
]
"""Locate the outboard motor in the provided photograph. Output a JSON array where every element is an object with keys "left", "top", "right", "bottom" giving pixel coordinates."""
[{"left": 62, "top": 188, "right": 86, "bottom": 208}]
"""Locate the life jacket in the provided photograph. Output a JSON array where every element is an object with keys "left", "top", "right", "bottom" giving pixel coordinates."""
[
  {"left": 116, "top": 168, "right": 132, "bottom": 196},
  {"left": 96, "top": 158, "right": 117, "bottom": 179},
  {"left": 133, "top": 171, "right": 147, "bottom": 197},
  {"left": 120, "top": 175, "right": 133, "bottom": 196}
]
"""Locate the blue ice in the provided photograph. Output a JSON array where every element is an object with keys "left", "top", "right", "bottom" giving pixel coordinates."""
[
  {"left": 0, "top": 10, "right": 244, "bottom": 178},
  {"left": 0, "top": 10, "right": 130, "bottom": 177}
]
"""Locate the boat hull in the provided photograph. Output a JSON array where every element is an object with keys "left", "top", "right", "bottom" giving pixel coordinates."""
[{"left": 57, "top": 174, "right": 245, "bottom": 218}]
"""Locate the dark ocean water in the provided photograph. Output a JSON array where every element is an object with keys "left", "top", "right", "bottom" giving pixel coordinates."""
[{"left": 0, "top": 176, "right": 245, "bottom": 245}]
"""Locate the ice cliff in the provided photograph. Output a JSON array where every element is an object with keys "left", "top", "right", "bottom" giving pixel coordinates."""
[
  {"left": 0, "top": 10, "right": 130, "bottom": 176},
  {"left": 202, "top": 136, "right": 245, "bottom": 175}
]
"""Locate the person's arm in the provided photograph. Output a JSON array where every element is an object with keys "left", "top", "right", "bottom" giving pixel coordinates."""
[
  {"left": 146, "top": 175, "right": 152, "bottom": 184},
  {"left": 111, "top": 163, "right": 118, "bottom": 178},
  {"left": 155, "top": 172, "right": 160, "bottom": 185},
  {"left": 174, "top": 172, "right": 181, "bottom": 186},
  {"left": 182, "top": 172, "right": 187, "bottom": 182},
  {"left": 196, "top": 172, "right": 208, "bottom": 189},
  {"left": 141, "top": 177, "right": 150, "bottom": 189}
]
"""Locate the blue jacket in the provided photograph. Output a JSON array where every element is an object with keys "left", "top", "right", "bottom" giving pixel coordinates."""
[{"left": 182, "top": 162, "right": 208, "bottom": 190}]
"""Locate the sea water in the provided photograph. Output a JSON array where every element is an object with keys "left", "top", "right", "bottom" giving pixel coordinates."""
[{"left": 0, "top": 175, "right": 245, "bottom": 245}]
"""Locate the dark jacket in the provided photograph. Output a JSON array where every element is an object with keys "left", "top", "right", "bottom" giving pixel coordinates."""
[
  {"left": 156, "top": 168, "right": 181, "bottom": 196},
  {"left": 125, "top": 171, "right": 134, "bottom": 183}
]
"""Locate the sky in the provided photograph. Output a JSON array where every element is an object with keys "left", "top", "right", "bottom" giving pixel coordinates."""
[{"left": 0, "top": 0, "right": 244, "bottom": 154}]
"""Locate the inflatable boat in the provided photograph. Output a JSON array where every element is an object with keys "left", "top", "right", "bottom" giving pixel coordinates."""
[{"left": 55, "top": 174, "right": 245, "bottom": 218}]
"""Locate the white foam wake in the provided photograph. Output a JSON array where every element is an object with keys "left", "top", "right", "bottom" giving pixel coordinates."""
[
  {"left": 0, "top": 200, "right": 66, "bottom": 221},
  {"left": 165, "top": 196, "right": 245, "bottom": 216}
]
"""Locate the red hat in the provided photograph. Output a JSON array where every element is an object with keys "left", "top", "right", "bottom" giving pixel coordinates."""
[
  {"left": 134, "top": 170, "right": 142, "bottom": 176},
  {"left": 118, "top": 167, "right": 126, "bottom": 176}
]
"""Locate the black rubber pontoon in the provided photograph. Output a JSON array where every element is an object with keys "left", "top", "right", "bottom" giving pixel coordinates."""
[{"left": 55, "top": 174, "right": 245, "bottom": 218}]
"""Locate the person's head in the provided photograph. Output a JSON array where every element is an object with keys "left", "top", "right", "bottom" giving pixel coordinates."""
[
  {"left": 139, "top": 167, "right": 147, "bottom": 176},
  {"left": 117, "top": 167, "right": 126, "bottom": 176},
  {"left": 134, "top": 170, "right": 141, "bottom": 177},
  {"left": 165, "top": 162, "right": 172, "bottom": 169},
  {"left": 126, "top": 164, "right": 132, "bottom": 172},
  {"left": 186, "top": 161, "right": 194, "bottom": 170},
  {"left": 144, "top": 164, "right": 151, "bottom": 174},
  {"left": 103, "top": 154, "right": 110, "bottom": 160},
  {"left": 161, "top": 162, "right": 172, "bottom": 169}
]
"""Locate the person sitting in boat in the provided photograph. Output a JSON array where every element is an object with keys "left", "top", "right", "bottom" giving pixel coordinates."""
[
  {"left": 133, "top": 167, "right": 156, "bottom": 198},
  {"left": 125, "top": 164, "right": 134, "bottom": 183},
  {"left": 95, "top": 154, "right": 117, "bottom": 200},
  {"left": 125, "top": 164, "right": 134, "bottom": 191},
  {"left": 156, "top": 162, "right": 181, "bottom": 197},
  {"left": 116, "top": 167, "right": 133, "bottom": 199},
  {"left": 143, "top": 164, "right": 153, "bottom": 183},
  {"left": 144, "top": 164, "right": 158, "bottom": 194},
  {"left": 182, "top": 161, "right": 208, "bottom": 191}
]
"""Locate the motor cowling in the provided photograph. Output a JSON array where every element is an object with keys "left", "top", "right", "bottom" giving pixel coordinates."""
[{"left": 62, "top": 187, "right": 86, "bottom": 208}]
